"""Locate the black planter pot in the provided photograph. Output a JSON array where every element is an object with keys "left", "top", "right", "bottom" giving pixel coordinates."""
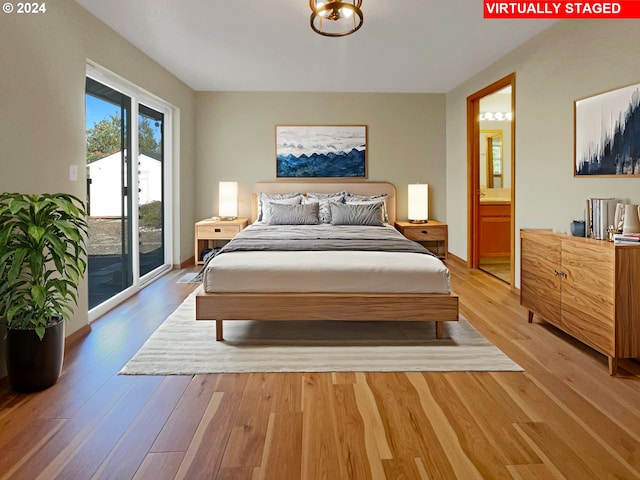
[{"left": 5, "top": 318, "right": 65, "bottom": 392}]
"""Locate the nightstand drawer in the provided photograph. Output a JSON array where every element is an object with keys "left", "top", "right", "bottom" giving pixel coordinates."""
[
  {"left": 196, "top": 224, "right": 241, "bottom": 240},
  {"left": 403, "top": 227, "right": 446, "bottom": 242}
]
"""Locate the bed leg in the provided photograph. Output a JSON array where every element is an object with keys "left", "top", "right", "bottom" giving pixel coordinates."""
[
  {"left": 436, "top": 321, "right": 444, "bottom": 339},
  {"left": 216, "top": 320, "right": 223, "bottom": 341}
]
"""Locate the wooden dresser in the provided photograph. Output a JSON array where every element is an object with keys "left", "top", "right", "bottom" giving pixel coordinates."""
[{"left": 520, "top": 229, "right": 640, "bottom": 375}]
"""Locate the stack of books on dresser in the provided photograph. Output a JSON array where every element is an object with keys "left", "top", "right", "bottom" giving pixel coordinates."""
[{"left": 613, "top": 233, "right": 640, "bottom": 244}]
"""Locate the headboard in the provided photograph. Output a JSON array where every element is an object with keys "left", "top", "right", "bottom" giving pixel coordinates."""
[{"left": 252, "top": 181, "right": 397, "bottom": 224}]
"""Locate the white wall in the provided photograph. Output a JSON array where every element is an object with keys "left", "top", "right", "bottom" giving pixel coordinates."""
[
  {"left": 88, "top": 153, "right": 162, "bottom": 216},
  {"left": 446, "top": 20, "right": 640, "bottom": 286},
  {"left": 194, "top": 92, "right": 447, "bottom": 223}
]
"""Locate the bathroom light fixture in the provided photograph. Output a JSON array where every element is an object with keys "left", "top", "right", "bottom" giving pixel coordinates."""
[
  {"left": 310, "top": 0, "right": 364, "bottom": 37},
  {"left": 218, "top": 181, "right": 238, "bottom": 220},
  {"left": 479, "top": 112, "right": 513, "bottom": 122},
  {"left": 408, "top": 184, "right": 429, "bottom": 224}
]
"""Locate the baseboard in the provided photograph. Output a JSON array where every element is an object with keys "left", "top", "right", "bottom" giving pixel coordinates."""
[
  {"left": 445, "top": 252, "right": 467, "bottom": 266},
  {"left": 174, "top": 256, "right": 196, "bottom": 269},
  {"left": 66, "top": 324, "right": 92, "bottom": 351}
]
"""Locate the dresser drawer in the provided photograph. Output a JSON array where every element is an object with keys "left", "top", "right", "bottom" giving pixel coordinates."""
[
  {"left": 403, "top": 226, "right": 446, "bottom": 242},
  {"left": 196, "top": 224, "right": 241, "bottom": 240}
]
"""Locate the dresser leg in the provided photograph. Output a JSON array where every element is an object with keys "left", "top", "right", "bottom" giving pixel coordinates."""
[
  {"left": 216, "top": 320, "right": 224, "bottom": 341},
  {"left": 528, "top": 311, "right": 534, "bottom": 323},
  {"left": 608, "top": 356, "right": 618, "bottom": 376}
]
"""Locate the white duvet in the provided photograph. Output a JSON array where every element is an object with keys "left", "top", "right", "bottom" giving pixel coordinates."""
[{"left": 203, "top": 250, "right": 451, "bottom": 294}]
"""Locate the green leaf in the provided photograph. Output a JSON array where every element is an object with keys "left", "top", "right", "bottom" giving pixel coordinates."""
[
  {"left": 8, "top": 248, "right": 27, "bottom": 284},
  {"left": 7, "top": 304, "right": 26, "bottom": 325},
  {"left": 0, "top": 225, "right": 12, "bottom": 248},
  {"left": 8, "top": 198, "right": 28, "bottom": 215},
  {"left": 31, "top": 284, "right": 46, "bottom": 308},
  {"left": 35, "top": 326, "right": 45, "bottom": 341},
  {"left": 28, "top": 250, "right": 44, "bottom": 278},
  {"left": 28, "top": 225, "right": 46, "bottom": 244},
  {"left": 51, "top": 220, "right": 75, "bottom": 239}
]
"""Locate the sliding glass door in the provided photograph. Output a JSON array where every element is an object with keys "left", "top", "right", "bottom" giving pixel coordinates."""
[
  {"left": 138, "top": 105, "right": 165, "bottom": 277},
  {"left": 85, "top": 78, "right": 134, "bottom": 309},
  {"left": 85, "top": 66, "right": 172, "bottom": 318}
]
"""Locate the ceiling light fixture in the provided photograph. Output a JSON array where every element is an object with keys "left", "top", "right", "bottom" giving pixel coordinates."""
[{"left": 310, "top": 0, "right": 364, "bottom": 37}]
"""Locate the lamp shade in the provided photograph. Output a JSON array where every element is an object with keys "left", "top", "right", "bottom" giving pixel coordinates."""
[
  {"left": 219, "top": 181, "right": 238, "bottom": 219},
  {"left": 408, "top": 184, "right": 429, "bottom": 223}
]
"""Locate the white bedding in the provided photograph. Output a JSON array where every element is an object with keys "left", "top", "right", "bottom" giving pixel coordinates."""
[{"left": 203, "top": 249, "right": 451, "bottom": 294}]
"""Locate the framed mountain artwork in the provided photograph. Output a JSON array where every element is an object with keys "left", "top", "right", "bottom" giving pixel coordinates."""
[{"left": 275, "top": 125, "right": 367, "bottom": 179}]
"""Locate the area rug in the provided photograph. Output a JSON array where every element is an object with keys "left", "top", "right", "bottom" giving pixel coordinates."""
[
  {"left": 176, "top": 272, "right": 201, "bottom": 284},
  {"left": 120, "top": 293, "right": 523, "bottom": 375}
]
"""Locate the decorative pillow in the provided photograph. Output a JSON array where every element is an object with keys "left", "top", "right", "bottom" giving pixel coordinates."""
[
  {"left": 258, "top": 192, "right": 301, "bottom": 221},
  {"left": 329, "top": 202, "right": 385, "bottom": 226},
  {"left": 261, "top": 195, "right": 304, "bottom": 223},
  {"left": 345, "top": 193, "right": 389, "bottom": 222},
  {"left": 306, "top": 192, "right": 346, "bottom": 223},
  {"left": 268, "top": 202, "right": 320, "bottom": 225},
  {"left": 307, "top": 191, "right": 347, "bottom": 198}
]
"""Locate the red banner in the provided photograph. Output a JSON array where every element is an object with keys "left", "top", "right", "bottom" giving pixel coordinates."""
[{"left": 484, "top": 1, "right": 640, "bottom": 18}]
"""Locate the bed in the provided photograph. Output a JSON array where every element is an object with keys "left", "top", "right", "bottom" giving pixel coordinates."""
[{"left": 195, "top": 182, "right": 459, "bottom": 340}]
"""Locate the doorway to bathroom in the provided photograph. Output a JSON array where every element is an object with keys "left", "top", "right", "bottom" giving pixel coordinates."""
[{"left": 467, "top": 73, "right": 515, "bottom": 285}]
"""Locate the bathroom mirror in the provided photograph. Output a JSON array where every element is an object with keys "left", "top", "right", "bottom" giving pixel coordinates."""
[{"left": 480, "top": 130, "right": 503, "bottom": 189}]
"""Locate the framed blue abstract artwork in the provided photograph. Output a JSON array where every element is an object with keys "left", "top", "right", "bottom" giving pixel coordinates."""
[
  {"left": 275, "top": 125, "right": 367, "bottom": 179},
  {"left": 575, "top": 82, "right": 640, "bottom": 177}
]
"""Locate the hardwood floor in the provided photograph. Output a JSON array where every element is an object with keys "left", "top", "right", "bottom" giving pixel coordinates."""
[
  {"left": 479, "top": 256, "right": 511, "bottom": 284},
  {"left": 0, "top": 260, "right": 639, "bottom": 479}
]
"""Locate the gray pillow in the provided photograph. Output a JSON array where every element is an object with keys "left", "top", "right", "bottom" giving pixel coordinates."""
[
  {"left": 306, "top": 192, "right": 345, "bottom": 223},
  {"left": 258, "top": 192, "right": 301, "bottom": 221},
  {"left": 268, "top": 202, "right": 320, "bottom": 225},
  {"left": 261, "top": 195, "right": 303, "bottom": 223},
  {"left": 329, "top": 202, "right": 385, "bottom": 226},
  {"left": 307, "top": 191, "right": 347, "bottom": 199},
  {"left": 345, "top": 193, "right": 389, "bottom": 222}
]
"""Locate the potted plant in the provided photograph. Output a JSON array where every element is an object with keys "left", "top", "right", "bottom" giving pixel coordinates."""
[{"left": 0, "top": 192, "right": 88, "bottom": 392}]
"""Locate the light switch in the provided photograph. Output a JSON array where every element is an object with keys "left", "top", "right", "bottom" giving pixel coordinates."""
[{"left": 69, "top": 164, "right": 78, "bottom": 181}]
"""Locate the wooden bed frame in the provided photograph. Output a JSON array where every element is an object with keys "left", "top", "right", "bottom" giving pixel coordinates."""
[{"left": 195, "top": 181, "right": 459, "bottom": 340}]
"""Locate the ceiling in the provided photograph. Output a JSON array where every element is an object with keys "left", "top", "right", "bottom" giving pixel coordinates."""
[{"left": 74, "top": 0, "right": 556, "bottom": 93}]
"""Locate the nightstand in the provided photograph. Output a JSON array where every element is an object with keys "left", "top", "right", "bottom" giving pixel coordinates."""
[
  {"left": 194, "top": 217, "right": 248, "bottom": 265},
  {"left": 394, "top": 220, "right": 448, "bottom": 260}
]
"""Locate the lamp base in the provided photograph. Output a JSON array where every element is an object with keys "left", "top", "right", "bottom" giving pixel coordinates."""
[
  {"left": 220, "top": 216, "right": 237, "bottom": 221},
  {"left": 409, "top": 219, "right": 428, "bottom": 224}
]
